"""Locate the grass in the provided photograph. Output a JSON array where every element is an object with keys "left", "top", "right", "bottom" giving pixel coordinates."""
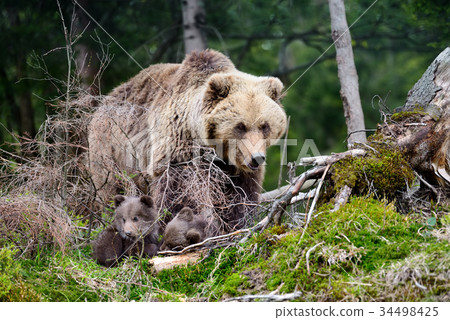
[{"left": 1, "top": 196, "right": 448, "bottom": 302}]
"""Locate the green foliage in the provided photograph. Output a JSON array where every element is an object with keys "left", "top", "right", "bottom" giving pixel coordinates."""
[{"left": 0, "top": 246, "right": 40, "bottom": 301}]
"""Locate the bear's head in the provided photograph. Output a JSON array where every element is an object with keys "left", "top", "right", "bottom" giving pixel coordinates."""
[
  {"left": 202, "top": 73, "right": 287, "bottom": 173},
  {"left": 113, "top": 195, "right": 157, "bottom": 239}
]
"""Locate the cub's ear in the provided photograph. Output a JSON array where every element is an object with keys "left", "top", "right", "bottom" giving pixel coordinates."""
[
  {"left": 261, "top": 77, "right": 284, "bottom": 102},
  {"left": 114, "top": 195, "right": 126, "bottom": 208},
  {"left": 205, "top": 74, "right": 233, "bottom": 101},
  {"left": 177, "top": 207, "right": 194, "bottom": 221},
  {"left": 140, "top": 195, "right": 154, "bottom": 208}
]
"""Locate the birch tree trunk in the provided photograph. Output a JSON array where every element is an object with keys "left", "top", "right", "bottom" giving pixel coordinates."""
[
  {"left": 328, "top": 0, "right": 367, "bottom": 147},
  {"left": 181, "top": 0, "right": 207, "bottom": 54}
]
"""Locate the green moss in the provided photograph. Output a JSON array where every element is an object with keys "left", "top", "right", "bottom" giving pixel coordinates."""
[
  {"left": 0, "top": 247, "right": 40, "bottom": 301},
  {"left": 222, "top": 273, "right": 249, "bottom": 296},
  {"left": 331, "top": 142, "right": 415, "bottom": 198},
  {"left": 390, "top": 109, "right": 427, "bottom": 122}
]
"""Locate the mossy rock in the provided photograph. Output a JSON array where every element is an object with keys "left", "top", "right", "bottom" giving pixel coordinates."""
[{"left": 331, "top": 142, "right": 415, "bottom": 199}]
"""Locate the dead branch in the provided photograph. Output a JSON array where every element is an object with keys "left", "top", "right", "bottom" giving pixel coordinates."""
[
  {"left": 149, "top": 250, "right": 207, "bottom": 273},
  {"left": 224, "top": 291, "right": 302, "bottom": 302},
  {"left": 306, "top": 164, "right": 331, "bottom": 224},
  {"left": 331, "top": 185, "right": 352, "bottom": 212},
  {"left": 297, "top": 148, "right": 366, "bottom": 166},
  {"left": 255, "top": 166, "right": 327, "bottom": 232},
  {"left": 290, "top": 188, "right": 317, "bottom": 204}
]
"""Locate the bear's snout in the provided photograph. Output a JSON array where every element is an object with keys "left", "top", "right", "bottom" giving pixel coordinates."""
[
  {"left": 124, "top": 230, "right": 133, "bottom": 237},
  {"left": 248, "top": 152, "right": 266, "bottom": 170}
]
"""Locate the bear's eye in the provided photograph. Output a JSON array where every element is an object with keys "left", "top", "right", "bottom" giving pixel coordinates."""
[
  {"left": 122, "top": 218, "right": 126, "bottom": 223},
  {"left": 234, "top": 122, "right": 247, "bottom": 135},
  {"left": 132, "top": 217, "right": 139, "bottom": 222},
  {"left": 261, "top": 122, "right": 271, "bottom": 136}
]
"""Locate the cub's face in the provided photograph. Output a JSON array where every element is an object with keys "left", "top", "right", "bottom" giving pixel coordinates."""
[
  {"left": 203, "top": 74, "right": 287, "bottom": 173},
  {"left": 113, "top": 195, "right": 157, "bottom": 239}
]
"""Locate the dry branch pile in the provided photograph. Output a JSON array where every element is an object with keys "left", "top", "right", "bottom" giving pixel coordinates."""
[{"left": 0, "top": 195, "right": 73, "bottom": 256}]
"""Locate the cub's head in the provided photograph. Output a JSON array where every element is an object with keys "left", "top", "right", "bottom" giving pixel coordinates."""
[
  {"left": 113, "top": 195, "right": 157, "bottom": 239},
  {"left": 160, "top": 207, "right": 205, "bottom": 251},
  {"left": 203, "top": 73, "right": 287, "bottom": 173}
]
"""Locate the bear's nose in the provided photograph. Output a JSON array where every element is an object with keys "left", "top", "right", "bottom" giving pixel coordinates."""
[{"left": 249, "top": 152, "right": 266, "bottom": 169}]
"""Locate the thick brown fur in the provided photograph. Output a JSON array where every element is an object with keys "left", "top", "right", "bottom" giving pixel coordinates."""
[
  {"left": 93, "top": 195, "right": 159, "bottom": 267},
  {"left": 88, "top": 50, "right": 287, "bottom": 230},
  {"left": 160, "top": 207, "right": 217, "bottom": 251}
]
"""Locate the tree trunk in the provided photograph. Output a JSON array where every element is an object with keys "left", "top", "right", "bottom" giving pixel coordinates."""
[
  {"left": 181, "top": 0, "right": 207, "bottom": 54},
  {"left": 380, "top": 47, "right": 450, "bottom": 189},
  {"left": 15, "top": 59, "right": 36, "bottom": 139},
  {"left": 328, "top": 0, "right": 366, "bottom": 147},
  {"left": 73, "top": 0, "right": 99, "bottom": 95}
]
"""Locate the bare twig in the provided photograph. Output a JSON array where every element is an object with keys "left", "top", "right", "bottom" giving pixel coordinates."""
[
  {"left": 306, "top": 241, "right": 324, "bottom": 274},
  {"left": 278, "top": 116, "right": 290, "bottom": 188},
  {"left": 305, "top": 164, "right": 331, "bottom": 224},
  {"left": 157, "top": 229, "right": 252, "bottom": 256}
]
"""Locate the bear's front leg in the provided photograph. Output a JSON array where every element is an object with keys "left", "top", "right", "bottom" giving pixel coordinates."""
[{"left": 93, "top": 225, "right": 124, "bottom": 267}]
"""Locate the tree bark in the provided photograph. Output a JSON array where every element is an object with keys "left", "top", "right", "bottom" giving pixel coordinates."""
[
  {"left": 329, "top": 0, "right": 366, "bottom": 147},
  {"left": 73, "top": 0, "right": 99, "bottom": 95},
  {"left": 380, "top": 47, "right": 450, "bottom": 189},
  {"left": 181, "top": 0, "right": 207, "bottom": 54}
]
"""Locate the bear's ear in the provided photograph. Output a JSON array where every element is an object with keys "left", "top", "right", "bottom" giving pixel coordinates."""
[
  {"left": 140, "top": 195, "right": 154, "bottom": 208},
  {"left": 205, "top": 74, "right": 233, "bottom": 101},
  {"left": 261, "top": 77, "right": 284, "bottom": 102},
  {"left": 177, "top": 207, "right": 194, "bottom": 221},
  {"left": 114, "top": 195, "right": 126, "bottom": 208}
]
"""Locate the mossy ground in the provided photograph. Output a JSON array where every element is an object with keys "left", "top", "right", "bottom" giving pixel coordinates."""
[{"left": 2, "top": 196, "right": 448, "bottom": 302}]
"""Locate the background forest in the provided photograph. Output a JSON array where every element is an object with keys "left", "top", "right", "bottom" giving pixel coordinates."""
[
  {"left": 0, "top": 0, "right": 449, "bottom": 303},
  {"left": 1, "top": 0, "right": 448, "bottom": 189}
]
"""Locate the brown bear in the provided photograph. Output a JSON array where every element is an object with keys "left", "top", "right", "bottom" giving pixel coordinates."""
[
  {"left": 88, "top": 49, "right": 287, "bottom": 230},
  {"left": 93, "top": 195, "right": 159, "bottom": 267},
  {"left": 160, "top": 207, "right": 218, "bottom": 251}
]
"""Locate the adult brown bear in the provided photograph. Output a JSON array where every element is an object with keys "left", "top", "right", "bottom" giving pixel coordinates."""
[{"left": 88, "top": 50, "right": 287, "bottom": 230}]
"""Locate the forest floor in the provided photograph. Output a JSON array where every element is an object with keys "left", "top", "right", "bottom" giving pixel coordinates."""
[{"left": 1, "top": 195, "right": 448, "bottom": 302}]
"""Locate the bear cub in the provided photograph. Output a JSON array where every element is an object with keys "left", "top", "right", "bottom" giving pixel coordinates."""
[
  {"left": 160, "top": 207, "right": 212, "bottom": 251},
  {"left": 93, "top": 195, "right": 160, "bottom": 267}
]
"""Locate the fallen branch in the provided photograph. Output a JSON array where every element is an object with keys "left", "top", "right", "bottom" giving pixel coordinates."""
[
  {"left": 255, "top": 166, "right": 327, "bottom": 232},
  {"left": 261, "top": 148, "right": 366, "bottom": 203},
  {"left": 149, "top": 250, "right": 207, "bottom": 272},
  {"left": 297, "top": 148, "right": 366, "bottom": 166},
  {"left": 290, "top": 188, "right": 317, "bottom": 204},
  {"left": 331, "top": 185, "right": 352, "bottom": 212},
  {"left": 224, "top": 291, "right": 302, "bottom": 302}
]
